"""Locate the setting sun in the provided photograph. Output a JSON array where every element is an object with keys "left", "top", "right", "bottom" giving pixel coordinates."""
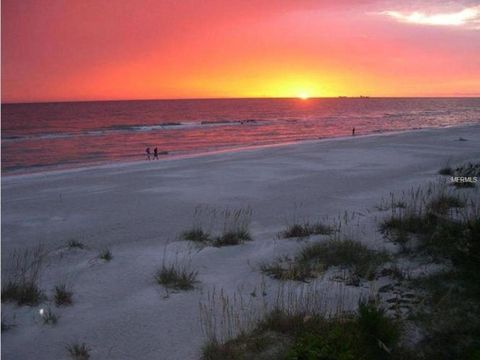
[{"left": 298, "top": 92, "right": 310, "bottom": 100}]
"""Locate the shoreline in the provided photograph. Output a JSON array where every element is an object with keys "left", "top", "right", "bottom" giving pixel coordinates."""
[{"left": 3, "top": 122, "right": 479, "bottom": 181}]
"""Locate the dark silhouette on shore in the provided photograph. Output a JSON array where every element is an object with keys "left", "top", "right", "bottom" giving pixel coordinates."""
[
  {"left": 352, "top": 127, "right": 356, "bottom": 136},
  {"left": 153, "top": 147, "right": 159, "bottom": 160},
  {"left": 145, "top": 147, "right": 151, "bottom": 160}
]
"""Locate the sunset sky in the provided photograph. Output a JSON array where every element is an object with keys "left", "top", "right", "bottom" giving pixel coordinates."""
[{"left": 2, "top": 0, "right": 480, "bottom": 103}]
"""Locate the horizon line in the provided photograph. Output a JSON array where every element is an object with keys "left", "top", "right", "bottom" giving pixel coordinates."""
[{"left": 2, "top": 95, "right": 480, "bottom": 105}]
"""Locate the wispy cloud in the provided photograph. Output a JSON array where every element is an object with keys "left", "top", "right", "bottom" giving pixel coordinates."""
[{"left": 381, "top": 5, "right": 480, "bottom": 29}]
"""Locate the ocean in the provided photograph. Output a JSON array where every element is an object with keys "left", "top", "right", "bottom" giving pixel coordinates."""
[{"left": 2, "top": 97, "right": 480, "bottom": 174}]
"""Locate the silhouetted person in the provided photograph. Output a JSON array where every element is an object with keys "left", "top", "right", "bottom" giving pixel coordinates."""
[
  {"left": 352, "top": 127, "right": 356, "bottom": 136},
  {"left": 145, "top": 147, "right": 151, "bottom": 160},
  {"left": 153, "top": 147, "right": 159, "bottom": 160}
]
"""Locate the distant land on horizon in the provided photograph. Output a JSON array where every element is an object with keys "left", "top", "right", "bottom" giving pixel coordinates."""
[{"left": 3, "top": 95, "right": 480, "bottom": 106}]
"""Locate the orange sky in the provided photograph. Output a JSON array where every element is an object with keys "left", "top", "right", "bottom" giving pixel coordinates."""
[{"left": 2, "top": 0, "right": 479, "bottom": 103}]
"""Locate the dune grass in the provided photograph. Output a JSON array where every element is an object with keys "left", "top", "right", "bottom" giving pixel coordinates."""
[
  {"left": 98, "top": 248, "right": 113, "bottom": 261},
  {"left": 379, "top": 179, "right": 480, "bottom": 359},
  {"left": 1, "top": 245, "right": 45, "bottom": 306},
  {"left": 406, "top": 216, "right": 480, "bottom": 359},
  {"left": 213, "top": 229, "right": 251, "bottom": 247},
  {"left": 299, "top": 239, "right": 389, "bottom": 279},
  {"left": 260, "top": 257, "right": 316, "bottom": 282},
  {"left": 41, "top": 308, "right": 59, "bottom": 326},
  {"left": 67, "top": 240, "right": 85, "bottom": 249},
  {"left": 2, "top": 281, "right": 44, "bottom": 306},
  {"left": 380, "top": 213, "right": 432, "bottom": 251},
  {"left": 155, "top": 264, "right": 198, "bottom": 291},
  {"left": 380, "top": 187, "right": 471, "bottom": 257},
  {"left": 202, "top": 176, "right": 478, "bottom": 359},
  {"left": 281, "top": 221, "right": 333, "bottom": 239},
  {"left": 54, "top": 284, "right": 73, "bottom": 306},
  {"left": 182, "top": 207, "right": 252, "bottom": 246},
  {"left": 427, "top": 194, "right": 464, "bottom": 214},
  {"left": 182, "top": 228, "right": 211, "bottom": 243},
  {"left": 202, "top": 301, "right": 404, "bottom": 360},
  {"left": 66, "top": 343, "right": 90, "bottom": 360},
  {"left": 261, "top": 239, "right": 389, "bottom": 282},
  {"left": 438, "top": 166, "right": 453, "bottom": 176},
  {"left": 410, "top": 270, "right": 480, "bottom": 360}
]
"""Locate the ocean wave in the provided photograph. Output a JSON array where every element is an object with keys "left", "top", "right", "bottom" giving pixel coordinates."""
[
  {"left": 1, "top": 119, "right": 262, "bottom": 143},
  {"left": 2, "top": 132, "right": 76, "bottom": 142},
  {"left": 102, "top": 122, "right": 184, "bottom": 131},
  {"left": 201, "top": 119, "right": 257, "bottom": 125},
  {"left": 384, "top": 109, "right": 456, "bottom": 118}
]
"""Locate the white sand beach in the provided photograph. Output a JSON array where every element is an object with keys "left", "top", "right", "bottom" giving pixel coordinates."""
[{"left": 2, "top": 125, "right": 480, "bottom": 360}]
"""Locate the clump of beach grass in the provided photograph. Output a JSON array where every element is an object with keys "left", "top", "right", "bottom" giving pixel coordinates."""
[
  {"left": 182, "top": 206, "right": 252, "bottom": 246},
  {"left": 157, "top": 249, "right": 199, "bottom": 290},
  {"left": 2, "top": 281, "right": 44, "bottom": 307},
  {"left": 182, "top": 228, "right": 212, "bottom": 243},
  {"left": 1, "top": 245, "right": 45, "bottom": 306},
  {"left": 66, "top": 343, "right": 90, "bottom": 360},
  {"left": 260, "top": 257, "right": 316, "bottom": 282},
  {"left": 213, "top": 229, "right": 251, "bottom": 247},
  {"left": 156, "top": 245, "right": 200, "bottom": 292},
  {"left": 380, "top": 180, "right": 478, "bottom": 261},
  {"left": 299, "top": 239, "right": 390, "bottom": 279},
  {"left": 155, "top": 264, "right": 198, "bottom": 290},
  {"left": 379, "top": 183, "right": 472, "bottom": 255},
  {"left": 376, "top": 192, "right": 408, "bottom": 212},
  {"left": 438, "top": 165, "right": 453, "bottom": 176},
  {"left": 212, "top": 207, "right": 253, "bottom": 246},
  {"left": 280, "top": 221, "right": 333, "bottom": 239},
  {"left": 67, "top": 240, "right": 85, "bottom": 249},
  {"left": 98, "top": 248, "right": 112, "bottom": 261},
  {"left": 427, "top": 194, "right": 464, "bottom": 214},
  {"left": 41, "top": 307, "right": 59, "bottom": 325},
  {"left": 181, "top": 206, "right": 214, "bottom": 243},
  {"left": 54, "top": 284, "right": 73, "bottom": 306},
  {"left": 261, "top": 239, "right": 389, "bottom": 282}
]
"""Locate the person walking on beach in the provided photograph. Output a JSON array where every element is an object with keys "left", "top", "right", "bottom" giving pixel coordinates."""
[
  {"left": 145, "top": 147, "right": 151, "bottom": 160},
  {"left": 153, "top": 147, "right": 159, "bottom": 160},
  {"left": 352, "top": 127, "right": 356, "bottom": 136}
]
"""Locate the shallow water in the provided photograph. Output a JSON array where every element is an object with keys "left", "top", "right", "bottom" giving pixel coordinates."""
[{"left": 2, "top": 97, "right": 479, "bottom": 173}]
